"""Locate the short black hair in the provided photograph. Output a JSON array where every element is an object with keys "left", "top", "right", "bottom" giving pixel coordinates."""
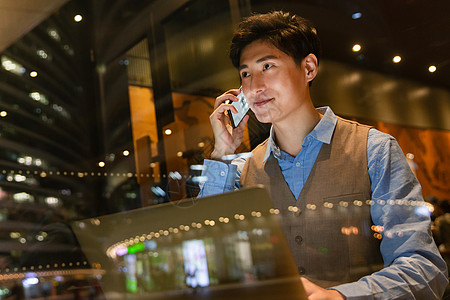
[{"left": 229, "top": 11, "right": 321, "bottom": 69}]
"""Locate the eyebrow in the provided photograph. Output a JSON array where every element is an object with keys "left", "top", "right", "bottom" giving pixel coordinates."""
[{"left": 239, "top": 55, "right": 278, "bottom": 71}]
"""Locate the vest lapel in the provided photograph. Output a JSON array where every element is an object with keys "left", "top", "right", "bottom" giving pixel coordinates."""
[{"left": 264, "top": 155, "right": 297, "bottom": 203}]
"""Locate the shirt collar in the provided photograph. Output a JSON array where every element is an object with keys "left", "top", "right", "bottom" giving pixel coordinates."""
[{"left": 262, "top": 106, "right": 337, "bottom": 163}]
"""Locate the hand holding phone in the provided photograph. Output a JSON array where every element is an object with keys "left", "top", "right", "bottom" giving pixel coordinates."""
[
  {"left": 209, "top": 88, "right": 249, "bottom": 160},
  {"left": 226, "top": 88, "right": 249, "bottom": 128}
]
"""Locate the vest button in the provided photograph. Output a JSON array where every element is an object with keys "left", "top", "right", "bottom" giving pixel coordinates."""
[
  {"left": 298, "top": 267, "right": 306, "bottom": 275},
  {"left": 295, "top": 235, "right": 303, "bottom": 244}
]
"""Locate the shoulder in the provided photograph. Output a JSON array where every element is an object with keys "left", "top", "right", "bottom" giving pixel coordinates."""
[
  {"left": 368, "top": 128, "right": 394, "bottom": 141},
  {"left": 366, "top": 128, "right": 409, "bottom": 179},
  {"left": 335, "top": 117, "right": 372, "bottom": 143},
  {"left": 337, "top": 116, "right": 372, "bottom": 130},
  {"left": 367, "top": 128, "right": 397, "bottom": 154}
]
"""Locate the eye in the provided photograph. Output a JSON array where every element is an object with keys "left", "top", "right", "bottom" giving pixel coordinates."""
[
  {"left": 263, "top": 63, "right": 272, "bottom": 70},
  {"left": 241, "top": 71, "right": 250, "bottom": 78}
]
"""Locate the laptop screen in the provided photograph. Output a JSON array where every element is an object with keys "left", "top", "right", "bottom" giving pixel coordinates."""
[{"left": 72, "top": 186, "right": 307, "bottom": 299}]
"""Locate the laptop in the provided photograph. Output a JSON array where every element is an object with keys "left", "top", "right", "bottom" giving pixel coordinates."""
[{"left": 72, "top": 186, "right": 307, "bottom": 299}]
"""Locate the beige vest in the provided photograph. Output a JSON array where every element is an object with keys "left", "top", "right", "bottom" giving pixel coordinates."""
[{"left": 241, "top": 117, "right": 383, "bottom": 285}]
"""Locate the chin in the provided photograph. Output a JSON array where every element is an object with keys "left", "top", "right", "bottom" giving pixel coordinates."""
[
  {"left": 253, "top": 104, "right": 283, "bottom": 124},
  {"left": 254, "top": 114, "right": 273, "bottom": 124}
]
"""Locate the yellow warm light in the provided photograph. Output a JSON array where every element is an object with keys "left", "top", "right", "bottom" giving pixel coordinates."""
[
  {"left": 122, "top": 150, "right": 130, "bottom": 156},
  {"left": 98, "top": 161, "right": 105, "bottom": 167},
  {"left": 74, "top": 15, "right": 83, "bottom": 22},
  {"left": 164, "top": 129, "right": 172, "bottom": 135},
  {"left": 30, "top": 71, "right": 38, "bottom": 77},
  {"left": 0, "top": 111, "right": 7, "bottom": 117},
  {"left": 428, "top": 65, "right": 436, "bottom": 73},
  {"left": 392, "top": 56, "right": 402, "bottom": 63},
  {"left": 352, "top": 44, "right": 361, "bottom": 52}
]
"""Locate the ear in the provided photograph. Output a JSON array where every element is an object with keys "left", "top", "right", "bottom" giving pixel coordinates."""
[{"left": 303, "top": 54, "right": 318, "bottom": 83}]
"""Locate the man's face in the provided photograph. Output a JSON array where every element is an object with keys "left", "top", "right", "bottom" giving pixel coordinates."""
[{"left": 239, "top": 40, "right": 310, "bottom": 124}]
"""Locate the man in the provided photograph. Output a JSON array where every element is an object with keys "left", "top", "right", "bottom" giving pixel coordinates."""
[{"left": 199, "top": 11, "right": 448, "bottom": 299}]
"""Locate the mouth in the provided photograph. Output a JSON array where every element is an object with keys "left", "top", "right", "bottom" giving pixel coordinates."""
[{"left": 253, "top": 98, "right": 273, "bottom": 108}]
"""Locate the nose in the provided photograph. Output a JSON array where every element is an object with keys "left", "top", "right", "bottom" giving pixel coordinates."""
[{"left": 246, "top": 72, "right": 265, "bottom": 97}]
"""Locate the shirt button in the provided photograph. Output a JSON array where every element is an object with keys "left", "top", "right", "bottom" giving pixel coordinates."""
[
  {"left": 295, "top": 235, "right": 303, "bottom": 245},
  {"left": 220, "top": 171, "right": 226, "bottom": 176},
  {"left": 298, "top": 267, "right": 306, "bottom": 275},
  {"left": 295, "top": 162, "right": 301, "bottom": 167}
]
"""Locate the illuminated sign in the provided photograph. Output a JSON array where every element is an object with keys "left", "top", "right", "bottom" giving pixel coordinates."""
[{"left": 127, "top": 243, "right": 145, "bottom": 254}]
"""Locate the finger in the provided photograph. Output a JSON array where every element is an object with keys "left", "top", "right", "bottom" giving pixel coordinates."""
[
  {"left": 210, "top": 105, "right": 235, "bottom": 136},
  {"left": 231, "top": 115, "right": 249, "bottom": 143},
  {"left": 214, "top": 95, "right": 237, "bottom": 110},
  {"left": 238, "top": 114, "right": 250, "bottom": 129},
  {"left": 300, "top": 277, "right": 319, "bottom": 296},
  {"left": 225, "top": 88, "right": 241, "bottom": 96},
  {"left": 232, "top": 115, "right": 249, "bottom": 136},
  {"left": 214, "top": 89, "right": 241, "bottom": 109},
  {"left": 211, "top": 103, "right": 238, "bottom": 119}
]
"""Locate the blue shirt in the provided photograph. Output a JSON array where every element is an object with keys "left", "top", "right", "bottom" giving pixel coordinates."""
[{"left": 199, "top": 107, "right": 448, "bottom": 299}]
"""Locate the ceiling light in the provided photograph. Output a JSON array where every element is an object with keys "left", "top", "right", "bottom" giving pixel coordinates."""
[
  {"left": 37, "top": 49, "right": 49, "bottom": 59},
  {"left": 45, "top": 197, "right": 60, "bottom": 206},
  {"left": 74, "top": 14, "right": 83, "bottom": 22},
  {"left": 428, "top": 65, "right": 436, "bottom": 73},
  {"left": 352, "top": 12, "right": 362, "bottom": 19},
  {"left": 98, "top": 161, "right": 105, "bottom": 167},
  {"left": 2, "top": 56, "right": 25, "bottom": 74},
  {"left": 29, "top": 92, "right": 49, "bottom": 105},
  {"left": 30, "top": 71, "right": 38, "bottom": 77},
  {"left": 164, "top": 129, "right": 172, "bottom": 135},
  {"left": 352, "top": 44, "right": 361, "bottom": 52},
  {"left": 123, "top": 150, "right": 130, "bottom": 156},
  {"left": 10, "top": 232, "right": 21, "bottom": 239},
  {"left": 392, "top": 56, "right": 401, "bottom": 63},
  {"left": 0, "top": 111, "right": 7, "bottom": 117},
  {"left": 48, "top": 29, "right": 61, "bottom": 41}
]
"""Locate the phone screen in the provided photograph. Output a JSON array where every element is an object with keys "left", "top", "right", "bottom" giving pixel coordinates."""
[{"left": 227, "top": 90, "right": 249, "bottom": 128}]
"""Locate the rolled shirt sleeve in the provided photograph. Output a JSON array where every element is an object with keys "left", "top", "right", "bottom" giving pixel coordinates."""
[{"left": 198, "top": 159, "right": 243, "bottom": 197}]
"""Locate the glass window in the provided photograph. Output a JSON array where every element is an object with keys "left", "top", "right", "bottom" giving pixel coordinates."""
[{"left": 0, "top": 0, "right": 448, "bottom": 298}]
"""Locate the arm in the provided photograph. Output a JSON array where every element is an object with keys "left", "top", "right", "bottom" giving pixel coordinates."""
[
  {"left": 332, "top": 129, "right": 448, "bottom": 299},
  {"left": 197, "top": 89, "right": 249, "bottom": 197},
  {"left": 197, "top": 157, "right": 247, "bottom": 197}
]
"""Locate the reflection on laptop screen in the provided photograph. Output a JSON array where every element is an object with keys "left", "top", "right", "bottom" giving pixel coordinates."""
[{"left": 72, "top": 186, "right": 307, "bottom": 300}]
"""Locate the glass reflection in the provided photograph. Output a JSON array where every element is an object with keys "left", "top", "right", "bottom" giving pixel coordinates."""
[
  {"left": 73, "top": 187, "right": 303, "bottom": 299},
  {"left": 0, "top": 0, "right": 447, "bottom": 298}
]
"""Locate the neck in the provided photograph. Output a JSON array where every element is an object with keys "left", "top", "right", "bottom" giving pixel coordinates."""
[{"left": 272, "top": 101, "right": 321, "bottom": 157}]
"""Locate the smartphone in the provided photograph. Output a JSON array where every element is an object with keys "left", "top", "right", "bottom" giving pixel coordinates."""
[{"left": 226, "top": 89, "right": 249, "bottom": 128}]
